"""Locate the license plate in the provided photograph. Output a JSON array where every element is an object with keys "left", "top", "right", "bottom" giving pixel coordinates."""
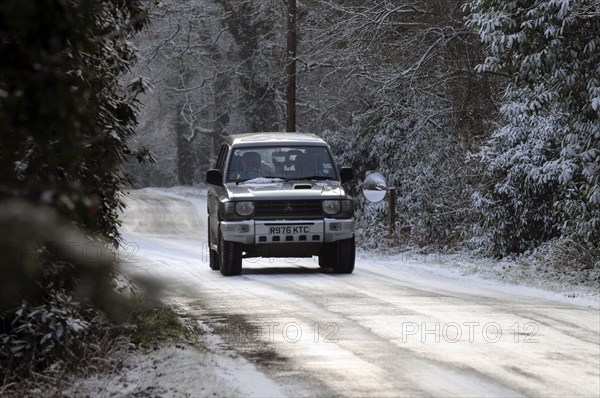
[{"left": 269, "top": 225, "right": 311, "bottom": 235}]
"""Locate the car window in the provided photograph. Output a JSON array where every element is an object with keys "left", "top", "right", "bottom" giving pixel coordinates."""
[
  {"left": 216, "top": 144, "right": 228, "bottom": 173},
  {"left": 226, "top": 146, "right": 337, "bottom": 183}
]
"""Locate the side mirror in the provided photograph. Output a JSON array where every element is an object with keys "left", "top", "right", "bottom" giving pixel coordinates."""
[
  {"left": 363, "top": 172, "right": 387, "bottom": 202},
  {"left": 206, "top": 169, "right": 223, "bottom": 186},
  {"left": 340, "top": 167, "right": 354, "bottom": 183}
]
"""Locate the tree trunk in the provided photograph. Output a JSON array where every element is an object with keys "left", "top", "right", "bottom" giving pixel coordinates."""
[{"left": 286, "top": 0, "right": 297, "bottom": 132}]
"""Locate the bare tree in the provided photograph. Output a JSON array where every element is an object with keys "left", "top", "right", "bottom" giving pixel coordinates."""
[
  {"left": 296, "top": 0, "right": 497, "bottom": 139},
  {"left": 294, "top": 0, "right": 500, "bottom": 246},
  {"left": 127, "top": 0, "right": 286, "bottom": 186}
]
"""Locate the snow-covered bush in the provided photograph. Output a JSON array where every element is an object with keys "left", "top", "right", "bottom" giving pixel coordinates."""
[
  {"left": 466, "top": 0, "right": 600, "bottom": 258},
  {"left": 1, "top": 293, "right": 94, "bottom": 371},
  {"left": 472, "top": 107, "right": 563, "bottom": 255},
  {"left": 326, "top": 110, "right": 478, "bottom": 249}
]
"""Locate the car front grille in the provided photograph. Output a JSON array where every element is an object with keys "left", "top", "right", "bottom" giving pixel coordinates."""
[{"left": 254, "top": 200, "right": 323, "bottom": 218}]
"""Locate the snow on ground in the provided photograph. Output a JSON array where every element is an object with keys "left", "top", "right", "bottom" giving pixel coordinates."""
[
  {"left": 359, "top": 251, "right": 599, "bottom": 309},
  {"left": 133, "top": 185, "right": 599, "bottom": 308},
  {"left": 137, "top": 186, "right": 209, "bottom": 220},
  {"left": 65, "top": 344, "right": 284, "bottom": 397},
  {"left": 66, "top": 187, "right": 287, "bottom": 397},
  {"left": 64, "top": 325, "right": 285, "bottom": 397},
  {"left": 102, "top": 186, "right": 599, "bottom": 397}
]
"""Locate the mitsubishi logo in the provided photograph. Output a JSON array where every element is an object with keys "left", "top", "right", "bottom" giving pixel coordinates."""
[{"left": 284, "top": 202, "right": 294, "bottom": 211}]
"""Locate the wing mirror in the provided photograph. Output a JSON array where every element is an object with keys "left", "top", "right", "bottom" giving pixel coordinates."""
[
  {"left": 206, "top": 169, "right": 223, "bottom": 186},
  {"left": 340, "top": 167, "right": 354, "bottom": 183}
]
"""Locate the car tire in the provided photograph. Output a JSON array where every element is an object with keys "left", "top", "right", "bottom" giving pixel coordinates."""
[
  {"left": 208, "top": 221, "right": 219, "bottom": 270},
  {"left": 219, "top": 230, "right": 242, "bottom": 276},
  {"left": 318, "top": 244, "right": 334, "bottom": 268},
  {"left": 332, "top": 237, "right": 355, "bottom": 274}
]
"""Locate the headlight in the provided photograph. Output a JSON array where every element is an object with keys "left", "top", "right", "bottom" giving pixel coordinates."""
[
  {"left": 322, "top": 200, "right": 341, "bottom": 215},
  {"left": 235, "top": 201, "right": 255, "bottom": 216}
]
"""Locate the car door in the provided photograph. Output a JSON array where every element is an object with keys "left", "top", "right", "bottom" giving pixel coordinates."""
[{"left": 208, "top": 144, "right": 229, "bottom": 247}]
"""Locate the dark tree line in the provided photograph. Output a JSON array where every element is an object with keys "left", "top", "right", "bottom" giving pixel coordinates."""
[{"left": 0, "top": 0, "right": 151, "bottom": 379}]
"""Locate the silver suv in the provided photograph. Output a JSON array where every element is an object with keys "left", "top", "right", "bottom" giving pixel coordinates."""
[{"left": 206, "top": 133, "right": 355, "bottom": 276}]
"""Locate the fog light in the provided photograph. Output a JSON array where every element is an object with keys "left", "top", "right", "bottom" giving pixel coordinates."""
[
  {"left": 330, "top": 223, "right": 342, "bottom": 231},
  {"left": 238, "top": 225, "right": 250, "bottom": 233}
]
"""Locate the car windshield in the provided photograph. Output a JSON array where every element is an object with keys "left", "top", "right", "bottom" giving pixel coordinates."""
[{"left": 226, "top": 145, "right": 337, "bottom": 183}]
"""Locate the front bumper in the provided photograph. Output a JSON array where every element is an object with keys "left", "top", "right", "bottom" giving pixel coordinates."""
[{"left": 220, "top": 219, "right": 354, "bottom": 245}]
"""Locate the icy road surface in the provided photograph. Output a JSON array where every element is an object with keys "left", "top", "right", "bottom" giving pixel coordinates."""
[{"left": 119, "top": 188, "right": 600, "bottom": 397}]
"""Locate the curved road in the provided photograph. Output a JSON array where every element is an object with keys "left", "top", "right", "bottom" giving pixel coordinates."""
[{"left": 120, "top": 189, "right": 600, "bottom": 397}]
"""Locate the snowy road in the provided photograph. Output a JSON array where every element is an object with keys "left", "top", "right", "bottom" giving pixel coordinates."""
[{"left": 120, "top": 188, "right": 600, "bottom": 397}]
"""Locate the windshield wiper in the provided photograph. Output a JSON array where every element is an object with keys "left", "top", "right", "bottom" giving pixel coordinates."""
[
  {"left": 236, "top": 176, "right": 334, "bottom": 184},
  {"left": 290, "top": 176, "right": 335, "bottom": 181}
]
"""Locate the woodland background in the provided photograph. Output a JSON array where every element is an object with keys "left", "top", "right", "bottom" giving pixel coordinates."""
[
  {"left": 128, "top": 0, "right": 599, "bottom": 263},
  {"left": 0, "top": 0, "right": 598, "bottom": 387}
]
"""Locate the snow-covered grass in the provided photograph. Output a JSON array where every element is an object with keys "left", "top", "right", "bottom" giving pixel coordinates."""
[
  {"left": 61, "top": 323, "right": 285, "bottom": 397},
  {"left": 62, "top": 343, "right": 284, "bottom": 397},
  {"left": 358, "top": 249, "right": 599, "bottom": 308}
]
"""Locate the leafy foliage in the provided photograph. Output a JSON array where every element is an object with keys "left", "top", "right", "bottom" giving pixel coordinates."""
[
  {"left": 1, "top": 293, "right": 95, "bottom": 370},
  {"left": 0, "top": 0, "right": 150, "bottom": 379},
  {"left": 471, "top": 111, "right": 563, "bottom": 255},
  {"left": 326, "top": 111, "right": 478, "bottom": 249},
  {"left": 466, "top": 0, "right": 600, "bottom": 256},
  {"left": 0, "top": 0, "right": 149, "bottom": 243}
]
